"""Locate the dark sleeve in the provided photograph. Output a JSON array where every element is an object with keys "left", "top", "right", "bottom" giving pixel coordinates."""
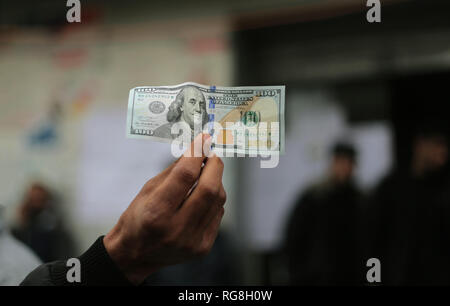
[{"left": 20, "top": 236, "right": 133, "bottom": 286}]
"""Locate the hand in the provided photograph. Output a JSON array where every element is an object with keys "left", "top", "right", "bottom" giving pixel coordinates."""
[{"left": 103, "top": 134, "right": 226, "bottom": 285}]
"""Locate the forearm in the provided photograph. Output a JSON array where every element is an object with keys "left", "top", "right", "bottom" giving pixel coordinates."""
[{"left": 20, "top": 236, "right": 133, "bottom": 286}]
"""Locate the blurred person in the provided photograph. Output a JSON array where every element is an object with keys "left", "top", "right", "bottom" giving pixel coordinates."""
[
  {"left": 0, "top": 204, "right": 42, "bottom": 285},
  {"left": 154, "top": 86, "right": 208, "bottom": 140},
  {"left": 411, "top": 125, "right": 448, "bottom": 178},
  {"left": 21, "top": 134, "right": 227, "bottom": 286},
  {"left": 285, "top": 142, "right": 363, "bottom": 285},
  {"left": 11, "top": 182, "right": 76, "bottom": 262},
  {"left": 367, "top": 122, "right": 450, "bottom": 285}
]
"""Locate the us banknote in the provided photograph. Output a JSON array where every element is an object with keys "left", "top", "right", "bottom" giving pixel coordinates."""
[{"left": 126, "top": 82, "right": 285, "bottom": 155}]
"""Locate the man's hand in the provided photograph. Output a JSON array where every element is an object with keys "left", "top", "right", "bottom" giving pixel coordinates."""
[{"left": 103, "top": 134, "right": 226, "bottom": 285}]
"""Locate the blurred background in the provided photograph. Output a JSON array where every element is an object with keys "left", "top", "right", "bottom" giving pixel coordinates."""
[{"left": 1, "top": 0, "right": 450, "bottom": 285}]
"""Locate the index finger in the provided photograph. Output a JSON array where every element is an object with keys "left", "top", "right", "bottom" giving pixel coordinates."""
[
  {"left": 176, "top": 154, "right": 225, "bottom": 225},
  {"left": 158, "top": 133, "right": 211, "bottom": 208}
]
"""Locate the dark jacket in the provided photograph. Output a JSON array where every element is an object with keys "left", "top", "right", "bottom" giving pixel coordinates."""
[
  {"left": 285, "top": 180, "right": 364, "bottom": 285},
  {"left": 20, "top": 236, "right": 132, "bottom": 286},
  {"left": 366, "top": 170, "right": 450, "bottom": 285}
]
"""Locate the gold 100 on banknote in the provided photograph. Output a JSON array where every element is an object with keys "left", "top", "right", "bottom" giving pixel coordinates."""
[{"left": 126, "top": 82, "right": 285, "bottom": 157}]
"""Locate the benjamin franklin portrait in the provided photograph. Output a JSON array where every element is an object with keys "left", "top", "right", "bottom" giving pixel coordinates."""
[{"left": 153, "top": 86, "right": 208, "bottom": 139}]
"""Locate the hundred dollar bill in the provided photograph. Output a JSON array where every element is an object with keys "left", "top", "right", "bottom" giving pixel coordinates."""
[{"left": 126, "top": 82, "right": 285, "bottom": 155}]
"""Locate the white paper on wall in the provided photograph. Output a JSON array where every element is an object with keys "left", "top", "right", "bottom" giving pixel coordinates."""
[{"left": 75, "top": 110, "right": 173, "bottom": 224}]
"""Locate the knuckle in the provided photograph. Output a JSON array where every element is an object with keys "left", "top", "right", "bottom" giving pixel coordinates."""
[
  {"left": 199, "top": 184, "right": 220, "bottom": 200},
  {"left": 142, "top": 210, "right": 171, "bottom": 235},
  {"left": 219, "top": 187, "right": 227, "bottom": 204},
  {"left": 173, "top": 166, "right": 197, "bottom": 185}
]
